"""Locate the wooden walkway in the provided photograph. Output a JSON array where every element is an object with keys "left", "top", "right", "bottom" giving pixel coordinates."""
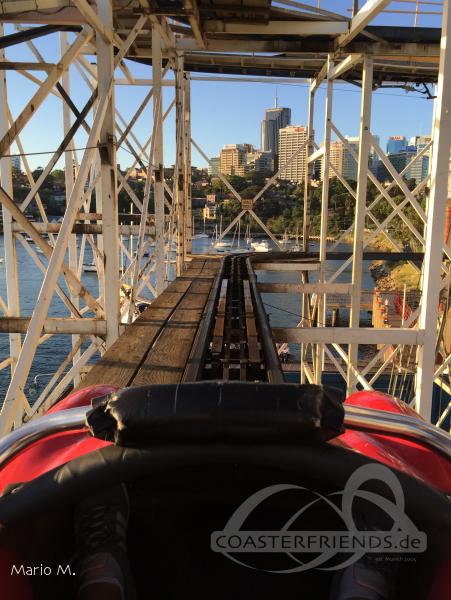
[{"left": 76, "top": 258, "right": 221, "bottom": 390}]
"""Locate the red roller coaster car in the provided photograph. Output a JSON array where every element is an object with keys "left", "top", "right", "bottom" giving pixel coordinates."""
[{"left": 0, "top": 382, "right": 449, "bottom": 599}]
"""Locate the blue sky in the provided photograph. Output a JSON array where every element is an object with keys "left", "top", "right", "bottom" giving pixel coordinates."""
[{"left": 2, "top": 2, "right": 441, "bottom": 171}]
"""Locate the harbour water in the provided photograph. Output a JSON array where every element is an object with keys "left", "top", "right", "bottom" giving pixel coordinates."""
[{"left": 0, "top": 234, "right": 375, "bottom": 400}]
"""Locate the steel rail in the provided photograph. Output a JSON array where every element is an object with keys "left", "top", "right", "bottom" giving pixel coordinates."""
[
  {"left": 183, "top": 257, "right": 227, "bottom": 381},
  {"left": 245, "top": 257, "right": 284, "bottom": 384}
]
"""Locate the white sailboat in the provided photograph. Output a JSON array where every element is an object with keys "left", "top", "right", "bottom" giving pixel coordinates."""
[
  {"left": 213, "top": 216, "right": 232, "bottom": 252},
  {"left": 83, "top": 262, "right": 97, "bottom": 272},
  {"left": 291, "top": 224, "right": 301, "bottom": 252},
  {"left": 251, "top": 239, "right": 270, "bottom": 253},
  {"left": 230, "top": 219, "right": 250, "bottom": 254},
  {"left": 192, "top": 214, "right": 209, "bottom": 239},
  {"left": 245, "top": 224, "right": 253, "bottom": 246}
]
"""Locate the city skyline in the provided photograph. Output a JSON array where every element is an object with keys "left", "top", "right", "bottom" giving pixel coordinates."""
[
  {"left": 2, "top": 22, "right": 434, "bottom": 173},
  {"left": 209, "top": 96, "right": 432, "bottom": 184}
]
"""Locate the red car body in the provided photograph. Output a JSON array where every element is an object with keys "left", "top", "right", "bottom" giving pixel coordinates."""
[{"left": 0, "top": 385, "right": 449, "bottom": 600}]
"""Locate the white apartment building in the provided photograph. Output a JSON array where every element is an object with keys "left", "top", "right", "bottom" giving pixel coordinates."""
[{"left": 278, "top": 125, "right": 307, "bottom": 183}]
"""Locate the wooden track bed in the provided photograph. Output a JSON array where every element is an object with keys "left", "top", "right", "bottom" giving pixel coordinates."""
[{"left": 76, "top": 258, "right": 221, "bottom": 390}]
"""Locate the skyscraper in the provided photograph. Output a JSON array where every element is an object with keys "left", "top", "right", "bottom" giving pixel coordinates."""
[
  {"left": 321, "top": 137, "right": 359, "bottom": 181},
  {"left": 220, "top": 144, "right": 254, "bottom": 176},
  {"left": 342, "top": 136, "right": 359, "bottom": 181},
  {"left": 260, "top": 96, "right": 291, "bottom": 160},
  {"left": 321, "top": 136, "right": 379, "bottom": 181},
  {"left": 405, "top": 135, "right": 432, "bottom": 183},
  {"left": 278, "top": 126, "right": 307, "bottom": 183},
  {"left": 321, "top": 141, "right": 344, "bottom": 180},
  {"left": 386, "top": 135, "right": 407, "bottom": 154},
  {"left": 208, "top": 157, "right": 220, "bottom": 176}
]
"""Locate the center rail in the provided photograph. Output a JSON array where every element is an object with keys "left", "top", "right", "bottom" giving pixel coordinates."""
[{"left": 184, "top": 255, "right": 283, "bottom": 383}]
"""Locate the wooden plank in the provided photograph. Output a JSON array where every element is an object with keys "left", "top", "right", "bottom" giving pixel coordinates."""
[
  {"left": 75, "top": 278, "right": 192, "bottom": 390},
  {"left": 183, "top": 258, "right": 205, "bottom": 276},
  {"left": 131, "top": 279, "right": 213, "bottom": 385},
  {"left": 200, "top": 258, "right": 221, "bottom": 277}
]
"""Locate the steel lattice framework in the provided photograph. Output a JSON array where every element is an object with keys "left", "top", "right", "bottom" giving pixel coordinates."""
[{"left": 0, "top": 0, "right": 449, "bottom": 434}]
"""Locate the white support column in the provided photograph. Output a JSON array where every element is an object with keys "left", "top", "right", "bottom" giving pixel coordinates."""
[
  {"left": 416, "top": 0, "right": 451, "bottom": 421},
  {"left": 0, "top": 24, "right": 21, "bottom": 379},
  {"left": 184, "top": 72, "right": 192, "bottom": 256},
  {"left": 300, "top": 83, "right": 316, "bottom": 384},
  {"left": 60, "top": 31, "right": 80, "bottom": 384},
  {"left": 315, "top": 55, "right": 334, "bottom": 384},
  {"left": 303, "top": 85, "right": 315, "bottom": 252},
  {"left": 152, "top": 27, "right": 165, "bottom": 294},
  {"left": 96, "top": 0, "right": 120, "bottom": 348},
  {"left": 348, "top": 55, "right": 373, "bottom": 394},
  {"left": 174, "top": 51, "right": 185, "bottom": 276}
]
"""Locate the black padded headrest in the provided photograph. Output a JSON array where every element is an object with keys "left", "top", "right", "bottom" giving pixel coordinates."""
[{"left": 86, "top": 382, "right": 345, "bottom": 447}]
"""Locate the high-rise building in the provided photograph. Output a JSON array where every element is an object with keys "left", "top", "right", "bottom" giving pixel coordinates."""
[
  {"left": 208, "top": 157, "right": 220, "bottom": 176},
  {"left": 342, "top": 136, "right": 359, "bottom": 181},
  {"left": 378, "top": 147, "right": 417, "bottom": 182},
  {"left": 278, "top": 125, "right": 307, "bottom": 183},
  {"left": 387, "top": 135, "right": 407, "bottom": 154},
  {"left": 321, "top": 137, "right": 358, "bottom": 181},
  {"left": 321, "top": 136, "right": 379, "bottom": 181},
  {"left": 220, "top": 144, "right": 254, "bottom": 176},
  {"left": 322, "top": 141, "right": 344, "bottom": 180},
  {"left": 11, "top": 155, "right": 21, "bottom": 171},
  {"left": 246, "top": 151, "right": 273, "bottom": 173},
  {"left": 261, "top": 98, "right": 291, "bottom": 159},
  {"left": 405, "top": 135, "right": 432, "bottom": 183}
]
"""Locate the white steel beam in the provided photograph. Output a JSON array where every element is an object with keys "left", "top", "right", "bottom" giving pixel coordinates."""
[
  {"left": 0, "top": 28, "right": 92, "bottom": 157},
  {"left": 307, "top": 145, "right": 324, "bottom": 165},
  {"left": 72, "top": 0, "right": 113, "bottom": 43},
  {"left": 60, "top": 30, "right": 80, "bottom": 384},
  {"left": 96, "top": 0, "right": 120, "bottom": 347},
  {"left": 152, "top": 27, "right": 166, "bottom": 294},
  {"left": 329, "top": 54, "right": 363, "bottom": 80},
  {"left": 184, "top": 73, "right": 192, "bottom": 255},
  {"left": 0, "top": 181, "right": 104, "bottom": 319},
  {"left": 0, "top": 41, "right": 114, "bottom": 433},
  {"left": 310, "top": 62, "right": 328, "bottom": 94},
  {"left": 315, "top": 55, "right": 334, "bottom": 383},
  {"left": 336, "top": 0, "right": 391, "bottom": 48},
  {"left": 303, "top": 85, "right": 315, "bottom": 249},
  {"left": 272, "top": 327, "right": 425, "bottom": 346},
  {"left": 0, "top": 317, "right": 107, "bottom": 335},
  {"left": 191, "top": 138, "right": 242, "bottom": 202},
  {"left": 348, "top": 55, "right": 373, "bottom": 394},
  {"left": 0, "top": 24, "right": 21, "bottom": 379},
  {"left": 249, "top": 209, "right": 283, "bottom": 250},
  {"left": 416, "top": 0, "right": 451, "bottom": 421},
  {"left": 174, "top": 51, "right": 185, "bottom": 276}
]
